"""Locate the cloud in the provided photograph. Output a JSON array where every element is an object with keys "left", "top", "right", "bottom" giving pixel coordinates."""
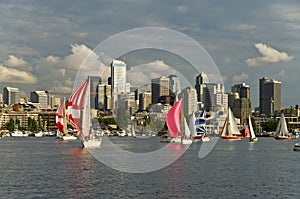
[
  {"left": 0, "top": 64, "right": 37, "bottom": 84},
  {"left": 277, "top": 69, "right": 285, "bottom": 77},
  {"left": 232, "top": 72, "right": 248, "bottom": 82},
  {"left": 127, "top": 60, "right": 177, "bottom": 86},
  {"left": 4, "top": 55, "right": 27, "bottom": 67},
  {"left": 246, "top": 43, "right": 294, "bottom": 66}
]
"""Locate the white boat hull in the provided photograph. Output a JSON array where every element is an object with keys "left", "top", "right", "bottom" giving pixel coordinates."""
[
  {"left": 83, "top": 139, "right": 102, "bottom": 148},
  {"left": 63, "top": 135, "right": 77, "bottom": 141}
]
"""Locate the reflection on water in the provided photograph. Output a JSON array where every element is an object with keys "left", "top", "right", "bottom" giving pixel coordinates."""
[{"left": 0, "top": 137, "right": 299, "bottom": 198}]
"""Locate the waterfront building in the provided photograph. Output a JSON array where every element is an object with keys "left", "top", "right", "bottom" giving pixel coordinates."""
[
  {"left": 259, "top": 77, "right": 281, "bottom": 116},
  {"left": 30, "top": 91, "right": 48, "bottom": 110},
  {"left": 3, "top": 87, "right": 20, "bottom": 106},
  {"left": 111, "top": 60, "right": 127, "bottom": 111},
  {"left": 151, "top": 76, "right": 170, "bottom": 104},
  {"left": 90, "top": 76, "right": 101, "bottom": 109},
  {"left": 97, "top": 84, "right": 111, "bottom": 111}
]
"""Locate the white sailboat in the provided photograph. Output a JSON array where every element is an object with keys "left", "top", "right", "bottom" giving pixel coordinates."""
[
  {"left": 274, "top": 113, "right": 293, "bottom": 140},
  {"left": 68, "top": 77, "right": 101, "bottom": 148},
  {"left": 220, "top": 108, "right": 244, "bottom": 140},
  {"left": 248, "top": 115, "right": 258, "bottom": 142}
]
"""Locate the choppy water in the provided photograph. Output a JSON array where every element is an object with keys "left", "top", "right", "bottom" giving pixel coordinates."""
[{"left": 0, "top": 137, "right": 299, "bottom": 199}]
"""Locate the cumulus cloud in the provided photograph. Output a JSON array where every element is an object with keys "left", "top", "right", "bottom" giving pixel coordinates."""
[
  {"left": 4, "top": 55, "right": 27, "bottom": 67},
  {"left": 246, "top": 43, "right": 294, "bottom": 66},
  {"left": 127, "top": 60, "right": 176, "bottom": 86},
  {"left": 0, "top": 65, "right": 37, "bottom": 84},
  {"left": 232, "top": 72, "right": 248, "bottom": 82}
]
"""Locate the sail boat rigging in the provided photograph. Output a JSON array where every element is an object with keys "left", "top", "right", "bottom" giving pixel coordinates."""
[
  {"left": 248, "top": 115, "right": 258, "bottom": 142},
  {"left": 220, "top": 107, "right": 243, "bottom": 140},
  {"left": 274, "top": 113, "right": 293, "bottom": 140}
]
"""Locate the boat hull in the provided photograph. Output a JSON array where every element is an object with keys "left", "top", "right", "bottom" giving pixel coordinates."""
[
  {"left": 274, "top": 136, "right": 293, "bottom": 140},
  {"left": 293, "top": 143, "right": 300, "bottom": 151},
  {"left": 221, "top": 136, "right": 244, "bottom": 140},
  {"left": 83, "top": 139, "right": 102, "bottom": 148},
  {"left": 249, "top": 138, "right": 258, "bottom": 143}
]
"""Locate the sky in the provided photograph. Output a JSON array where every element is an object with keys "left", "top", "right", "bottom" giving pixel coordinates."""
[{"left": 0, "top": 0, "right": 300, "bottom": 108}]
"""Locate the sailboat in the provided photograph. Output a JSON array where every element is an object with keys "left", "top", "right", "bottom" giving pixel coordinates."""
[
  {"left": 220, "top": 108, "right": 244, "bottom": 140},
  {"left": 195, "top": 110, "right": 207, "bottom": 141},
  {"left": 55, "top": 101, "right": 77, "bottom": 141},
  {"left": 68, "top": 77, "right": 102, "bottom": 148},
  {"left": 248, "top": 115, "right": 258, "bottom": 142},
  {"left": 166, "top": 98, "right": 192, "bottom": 145},
  {"left": 274, "top": 113, "right": 293, "bottom": 140}
]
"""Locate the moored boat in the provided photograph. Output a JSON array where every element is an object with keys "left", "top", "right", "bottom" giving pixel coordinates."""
[{"left": 293, "top": 143, "right": 300, "bottom": 151}]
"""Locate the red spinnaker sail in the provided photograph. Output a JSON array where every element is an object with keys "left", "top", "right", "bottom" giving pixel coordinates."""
[
  {"left": 166, "top": 98, "right": 183, "bottom": 138},
  {"left": 67, "top": 79, "right": 89, "bottom": 133},
  {"left": 55, "top": 102, "right": 65, "bottom": 134}
]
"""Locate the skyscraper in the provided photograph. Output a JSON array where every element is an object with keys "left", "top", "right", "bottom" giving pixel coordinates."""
[
  {"left": 229, "top": 83, "right": 251, "bottom": 124},
  {"left": 195, "top": 72, "right": 209, "bottom": 103},
  {"left": 203, "top": 83, "right": 228, "bottom": 112},
  {"left": 111, "top": 59, "right": 127, "bottom": 110},
  {"left": 151, "top": 76, "right": 170, "bottom": 104},
  {"left": 3, "top": 87, "right": 20, "bottom": 106},
  {"left": 259, "top": 77, "right": 281, "bottom": 116},
  {"left": 182, "top": 87, "right": 198, "bottom": 116},
  {"left": 168, "top": 74, "right": 181, "bottom": 96}
]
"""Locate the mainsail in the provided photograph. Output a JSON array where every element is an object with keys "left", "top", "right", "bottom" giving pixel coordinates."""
[
  {"left": 220, "top": 108, "right": 241, "bottom": 137},
  {"left": 166, "top": 98, "right": 183, "bottom": 138},
  {"left": 248, "top": 116, "right": 256, "bottom": 140},
  {"left": 189, "top": 112, "right": 196, "bottom": 137},
  {"left": 275, "top": 113, "right": 289, "bottom": 137}
]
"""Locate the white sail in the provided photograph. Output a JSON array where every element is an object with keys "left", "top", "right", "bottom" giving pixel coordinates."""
[
  {"left": 221, "top": 108, "right": 241, "bottom": 137},
  {"left": 184, "top": 117, "right": 191, "bottom": 138},
  {"left": 81, "top": 77, "right": 91, "bottom": 138},
  {"left": 189, "top": 112, "right": 196, "bottom": 137},
  {"left": 275, "top": 113, "right": 289, "bottom": 137},
  {"left": 248, "top": 116, "right": 256, "bottom": 139}
]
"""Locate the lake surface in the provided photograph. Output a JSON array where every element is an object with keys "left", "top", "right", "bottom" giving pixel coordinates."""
[{"left": 0, "top": 137, "right": 299, "bottom": 199}]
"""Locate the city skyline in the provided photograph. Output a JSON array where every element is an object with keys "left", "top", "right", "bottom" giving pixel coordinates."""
[{"left": 0, "top": 1, "right": 299, "bottom": 108}]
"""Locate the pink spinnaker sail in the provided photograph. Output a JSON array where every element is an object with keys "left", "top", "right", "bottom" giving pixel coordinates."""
[
  {"left": 166, "top": 98, "right": 183, "bottom": 138},
  {"left": 55, "top": 102, "right": 66, "bottom": 134}
]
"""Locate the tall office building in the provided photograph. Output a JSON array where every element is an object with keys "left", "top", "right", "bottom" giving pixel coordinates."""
[
  {"left": 229, "top": 83, "right": 251, "bottom": 124},
  {"left": 90, "top": 76, "right": 101, "bottom": 109},
  {"left": 182, "top": 87, "right": 198, "bottom": 116},
  {"left": 3, "top": 87, "right": 20, "bottom": 105},
  {"left": 30, "top": 91, "right": 49, "bottom": 109},
  {"left": 151, "top": 76, "right": 170, "bottom": 104},
  {"left": 195, "top": 72, "right": 209, "bottom": 103},
  {"left": 97, "top": 84, "right": 111, "bottom": 111},
  {"left": 139, "top": 91, "right": 152, "bottom": 111},
  {"left": 203, "top": 83, "right": 228, "bottom": 112},
  {"left": 259, "top": 77, "right": 281, "bottom": 116},
  {"left": 111, "top": 59, "right": 127, "bottom": 110},
  {"left": 168, "top": 74, "right": 181, "bottom": 96}
]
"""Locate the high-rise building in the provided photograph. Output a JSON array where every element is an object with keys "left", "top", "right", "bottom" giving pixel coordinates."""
[
  {"left": 30, "top": 91, "right": 49, "bottom": 109},
  {"left": 229, "top": 83, "right": 251, "bottom": 124},
  {"left": 97, "top": 84, "right": 111, "bottom": 111},
  {"left": 139, "top": 91, "right": 152, "bottom": 111},
  {"left": 195, "top": 72, "right": 209, "bottom": 104},
  {"left": 3, "top": 87, "right": 20, "bottom": 106},
  {"left": 182, "top": 87, "right": 198, "bottom": 116},
  {"left": 203, "top": 83, "right": 228, "bottom": 112},
  {"left": 168, "top": 74, "right": 181, "bottom": 96},
  {"left": 151, "top": 76, "right": 170, "bottom": 104},
  {"left": 111, "top": 59, "right": 127, "bottom": 111},
  {"left": 90, "top": 76, "right": 101, "bottom": 109},
  {"left": 259, "top": 77, "right": 281, "bottom": 116}
]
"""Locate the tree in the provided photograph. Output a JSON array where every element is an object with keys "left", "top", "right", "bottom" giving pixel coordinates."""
[
  {"left": 263, "top": 119, "right": 278, "bottom": 132},
  {"left": 5, "top": 118, "right": 15, "bottom": 132}
]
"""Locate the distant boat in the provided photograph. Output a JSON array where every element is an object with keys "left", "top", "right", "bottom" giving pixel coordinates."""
[
  {"left": 11, "top": 130, "right": 25, "bottom": 137},
  {"left": 220, "top": 108, "right": 244, "bottom": 140},
  {"left": 68, "top": 77, "right": 101, "bottom": 148},
  {"left": 248, "top": 116, "right": 258, "bottom": 143},
  {"left": 274, "top": 113, "right": 293, "bottom": 140},
  {"left": 34, "top": 131, "right": 44, "bottom": 137},
  {"left": 166, "top": 98, "right": 192, "bottom": 145},
  {"left": 293, "top": 143, "right": 300, "bottom": 151}
]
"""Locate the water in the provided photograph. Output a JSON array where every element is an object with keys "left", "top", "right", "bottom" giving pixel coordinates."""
[{"left": 0, "top": 137, "right": 299, "bottom": 199}]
